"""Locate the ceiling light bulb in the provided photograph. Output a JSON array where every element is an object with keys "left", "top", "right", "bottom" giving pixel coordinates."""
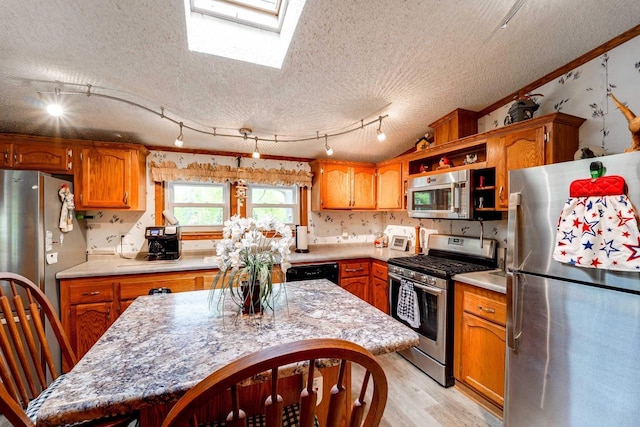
[
  {"left": 252, "top": 138, "right": 260, "bottom": 159},
  {"left": 324, "top": 135, "right": 333, "bottom": 156},
  {"left": 47, "top": 103, "right": 63, "bottom": 117},
  {"left": 376, "top": 116, "right": 386, "bottom": 142},
  {"left": 174, "top": 122, "right": 184, "bottom": 147}
]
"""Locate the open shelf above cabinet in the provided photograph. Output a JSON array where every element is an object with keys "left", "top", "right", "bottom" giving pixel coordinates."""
[{"left": 408, "top": 140, "right": 487, "bottom": 176}]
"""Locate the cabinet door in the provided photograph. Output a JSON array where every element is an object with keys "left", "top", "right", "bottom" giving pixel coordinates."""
[
  {"left": 78, "top": 147, "right": 133, "bottom": 209},
  {"left": 69, "top": 301, "right": 116, "bottom": 362},
  {"left": 376, "top": 162, "right": 402, "bottom": 210},
  {"left": 1, "top": 142, "right": 13, "bottom": 167},
  {"left": 352, "top": 166, "right": 376, "bottom": 209},
  {"left": 321, "top": 164, "right": 351, "bottom": 209},
  {"left": 495, "top": 126, "right": 544, "bottom": 209},
  {"left": 340, "top": 276, "right": 367, "bottom": 301},
  {"left": 13, "top": 143, "right": 72, "bottom": 173},
  {"left": 460, "top": 312, "right": 506, "bottom": 407},
  {"left": 371, "top": 277, "right": 389, "bottom": 314},
  {"left": 119, "top": 276, "right": 199, "bottom": 301}
]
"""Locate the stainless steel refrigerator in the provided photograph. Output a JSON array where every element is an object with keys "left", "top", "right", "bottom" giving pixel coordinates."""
[
  {"left": 504, "top": 151, "right": 640, "bottom": 426},
  {"left": 0, "top": 170, "right": 87, "bottom": 374}
]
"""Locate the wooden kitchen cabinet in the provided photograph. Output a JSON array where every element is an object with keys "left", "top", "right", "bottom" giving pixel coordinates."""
[
  {"left": 75, "top": 144, "right": 148, "bottom": 210},
  {"left": 370, "top": 260, "right": 389, "bottom": 314},
  {"left": 61, "top": 280, "right": 118, "bottom": 369},
  {"left": 454, "top": 281, "right": 507, "bottom": 415},
  {"left": 376, "top": 161, "right": 403, "bottom": 210},
  {"left": 60, "top": 269, "right": 213, "bottom": 366},
  {"left": 0, "top": 134, "right": 73, "bottom": 173},
  {"left": 310, "top": 160, "right": 376, "bottom": 210},
  {"left": 491, "top": 113, "right": 584, "bottom": 210},
  {"left": 339, "top": 259, "right": 370, "bottom": 301},
  {"left": 429, "top": 108, "right": 478, "bottom": 146}
]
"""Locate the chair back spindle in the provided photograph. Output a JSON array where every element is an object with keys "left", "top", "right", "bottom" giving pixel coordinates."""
[{"left": 162, "top": 338, "right": 388, "bottom": 427}]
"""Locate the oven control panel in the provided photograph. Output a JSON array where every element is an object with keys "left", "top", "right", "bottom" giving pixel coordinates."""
[{"left": 388, "top": 265, "right": 447, "bottom": 289}]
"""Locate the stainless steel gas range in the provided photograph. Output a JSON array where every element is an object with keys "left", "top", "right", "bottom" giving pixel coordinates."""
[{"left": 388, "top": 234, "right": 497, "bottom": 387}]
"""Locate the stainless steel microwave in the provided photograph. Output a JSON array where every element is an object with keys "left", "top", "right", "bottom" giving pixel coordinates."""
[{"left": 407, "top": 170, "right": 470, "bottom": 219}]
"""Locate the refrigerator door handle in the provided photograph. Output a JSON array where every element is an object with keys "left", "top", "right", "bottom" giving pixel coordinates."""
[{"left": 507, "top": 192, "right": 522, "bottom": 352}]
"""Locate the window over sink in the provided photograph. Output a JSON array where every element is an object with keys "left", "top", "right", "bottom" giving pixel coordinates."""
[{"left": 166, "top": 181, "right": 230, "bottom": 231}]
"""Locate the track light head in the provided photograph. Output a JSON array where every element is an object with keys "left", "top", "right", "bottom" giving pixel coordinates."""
[
  {"left": 174, "top": 122, "right": 184, "bottom": 147},
  {"left": 376, "top": 116, "right": 386, "bottom": 142},
  {"left": 252, "top": 137, "right": 260, "bottom": 159},
  {"left": 324, "top": 134, "right": 333, "bottom": 156},
  {"left": 47, "top": 103, "right": 63, "bottom": 117}
]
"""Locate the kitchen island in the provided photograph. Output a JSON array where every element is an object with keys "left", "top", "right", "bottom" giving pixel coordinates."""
[{"left": 36, "top": 279, "right": 419, "bottom": 426}]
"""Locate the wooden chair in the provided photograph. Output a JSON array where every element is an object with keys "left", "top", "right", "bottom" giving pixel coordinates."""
[
  {"left": 161, "top": 338, "right": 388, "bottom": 427},
  {"left": 0, "top": 272, "right": 133, "bottom": 426}
]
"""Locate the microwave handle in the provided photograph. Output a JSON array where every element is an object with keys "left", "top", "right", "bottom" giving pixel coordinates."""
[{"left": 450, "top": 183, "right": 459, "bottom": 212}]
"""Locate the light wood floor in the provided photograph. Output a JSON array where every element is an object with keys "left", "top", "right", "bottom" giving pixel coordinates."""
[{"left": 358, "top": 352, "right": 503, "bottom": 427}]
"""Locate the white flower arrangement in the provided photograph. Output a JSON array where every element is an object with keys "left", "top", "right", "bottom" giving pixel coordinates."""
[{"left": 211, "top": 215, "right": 293, "bottom": 314}]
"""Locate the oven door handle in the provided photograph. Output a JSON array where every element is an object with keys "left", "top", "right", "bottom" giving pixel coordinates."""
[{"left": 412, "top": 281, "right": 444, "bottom": 296}]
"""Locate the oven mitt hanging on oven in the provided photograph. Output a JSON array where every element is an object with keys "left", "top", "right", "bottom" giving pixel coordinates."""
[
  {"left": 397, "top": 279, "right": 420, "bottom": 328},
  {"left": 553, "top": 175, "right": 640, "bottom": 271}
]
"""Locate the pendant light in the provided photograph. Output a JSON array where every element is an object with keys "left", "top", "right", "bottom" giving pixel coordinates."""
[
  {"left": 46, "top": 88, "right": 63, "bottom": 117},
  {"left": 252, "top": 137, "right": 260, "bottom": 159},
  {"left": 174, "top": 122, "right": 184, "bottom": 147},
  {"left": 324, "top": 134, "right": 333, "bottom": 156},
  {"left": 376, "top": 116, "right": 386, "bottom": 142}
]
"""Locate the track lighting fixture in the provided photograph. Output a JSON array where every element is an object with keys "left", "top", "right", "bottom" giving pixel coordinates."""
[
  {"left": 501, "top": 0, "right": 526, "bottom": 29},
  {"left": 174, "top": 122, "right": 184, "bottom": 147},
  {"left": 324, "top": 134, "right": 333, "bottom": 156},
  {"left": 46, "top": 88, "right": 63, "bottom": 117},
  {"left": 376, "top": 116, "right": 386, "bottom": 142},
  {"left": 37, "top": 84, "right": 391, "bottom": 156},
  {"left": 252, "top": 137, "right": 260, "bottom": 159}
]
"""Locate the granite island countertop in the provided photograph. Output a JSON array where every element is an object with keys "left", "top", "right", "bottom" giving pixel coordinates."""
[
  {"left": 57, "top": 244, "right": 405, "bottom": 279},
  {"left": 36, "top": 279, "right": 419, "bottom": 426}
]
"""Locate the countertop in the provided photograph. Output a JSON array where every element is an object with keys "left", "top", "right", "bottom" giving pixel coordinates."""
[
  {"left": 36, "top": 279, "right": 420, "bottom": 426},
  {"left": 453, "top": 269, "right": 507, "bottom": 294},
  {"left": 57, "top": 243, "right": 504, "bottom": 294},
  {"left": 56, "top": 244, "right": 405, "bottom": 279}
]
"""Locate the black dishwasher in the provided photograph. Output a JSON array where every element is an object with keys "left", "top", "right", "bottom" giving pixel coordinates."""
[{"left": 285, "top": 263, "right": 339, "bottom": 285}]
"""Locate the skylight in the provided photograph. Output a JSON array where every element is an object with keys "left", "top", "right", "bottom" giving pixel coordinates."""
[{"left": 186, "top": 0, "right": 306, "bottom": 68}]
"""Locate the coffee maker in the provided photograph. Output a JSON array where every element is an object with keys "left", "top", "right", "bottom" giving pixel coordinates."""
[{"left": 145, "top": 226, "right": 181, "bottom": 260}]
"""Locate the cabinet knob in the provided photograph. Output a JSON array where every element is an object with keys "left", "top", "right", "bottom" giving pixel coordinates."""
[
  {"left": 3, "top": 149, "right": 8, "bottom": 163},
  {"left": 499, "top": 186, "right": 504, "bottom": 201},
  {"left": 123, "top": 191, "right": 128, "bottom": 205}
]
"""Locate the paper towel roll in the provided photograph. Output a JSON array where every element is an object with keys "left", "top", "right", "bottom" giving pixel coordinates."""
[{"left": 295, "top": 226, "right": 309, "bottom": 252}]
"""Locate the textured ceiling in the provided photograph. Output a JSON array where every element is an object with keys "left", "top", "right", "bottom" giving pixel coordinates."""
[{"left": 1, "top": 1, "right": 640, "bottom": 162}]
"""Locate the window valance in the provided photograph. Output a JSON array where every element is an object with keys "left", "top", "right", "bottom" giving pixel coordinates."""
[{"left": 149, "top": 161, "right": 313, "bottom": 187}]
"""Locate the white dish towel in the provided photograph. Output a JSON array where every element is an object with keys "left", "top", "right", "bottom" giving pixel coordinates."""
[{"left": 397, "top": 279, "right": 421, "bottom": 328}]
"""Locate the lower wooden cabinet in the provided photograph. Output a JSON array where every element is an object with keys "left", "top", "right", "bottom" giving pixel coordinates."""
[
  {"left": 453, "top": 281, "right": 507, "bottom": 415},
  {"left": 338, "top": 260, "right": 370, "bottom": 301},
  {"left": 60, "top": 269, "right": 214, "bottom": 366},
  {"left": 370, "top": 260, "right": 389, "bottom": 314}
]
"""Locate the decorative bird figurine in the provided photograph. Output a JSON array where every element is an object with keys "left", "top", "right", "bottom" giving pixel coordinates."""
[{"left": 610, "top": 92, "right": 640, "bottom": 152}]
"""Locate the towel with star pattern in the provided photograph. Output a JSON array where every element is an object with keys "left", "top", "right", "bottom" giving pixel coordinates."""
[{"left": 553, "top": 175, "right": 640, "bottom": 271}]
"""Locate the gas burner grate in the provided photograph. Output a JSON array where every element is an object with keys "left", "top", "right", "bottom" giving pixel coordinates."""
[{"left": 388, "top": 255, "right": 493, "bottom": 277}]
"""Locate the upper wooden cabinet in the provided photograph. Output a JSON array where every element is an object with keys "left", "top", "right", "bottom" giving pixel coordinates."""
[
  {"left": 75, "top": 144, "right": 148, "bottom": 210},
  {"left": 490, "top": 113, "right": 585, "bottom": 209},
  {"left": 0, "top": 134, "right": 73, "bottom": 173},
  {"left": 376, "top": 161, "right": 403, "bottom": 210},
  {"left": 429, "top": 109, "right": 478, "bottom": 146},
  {"left": 310, "top": 160, "right": 376, "bottom": 210}
]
